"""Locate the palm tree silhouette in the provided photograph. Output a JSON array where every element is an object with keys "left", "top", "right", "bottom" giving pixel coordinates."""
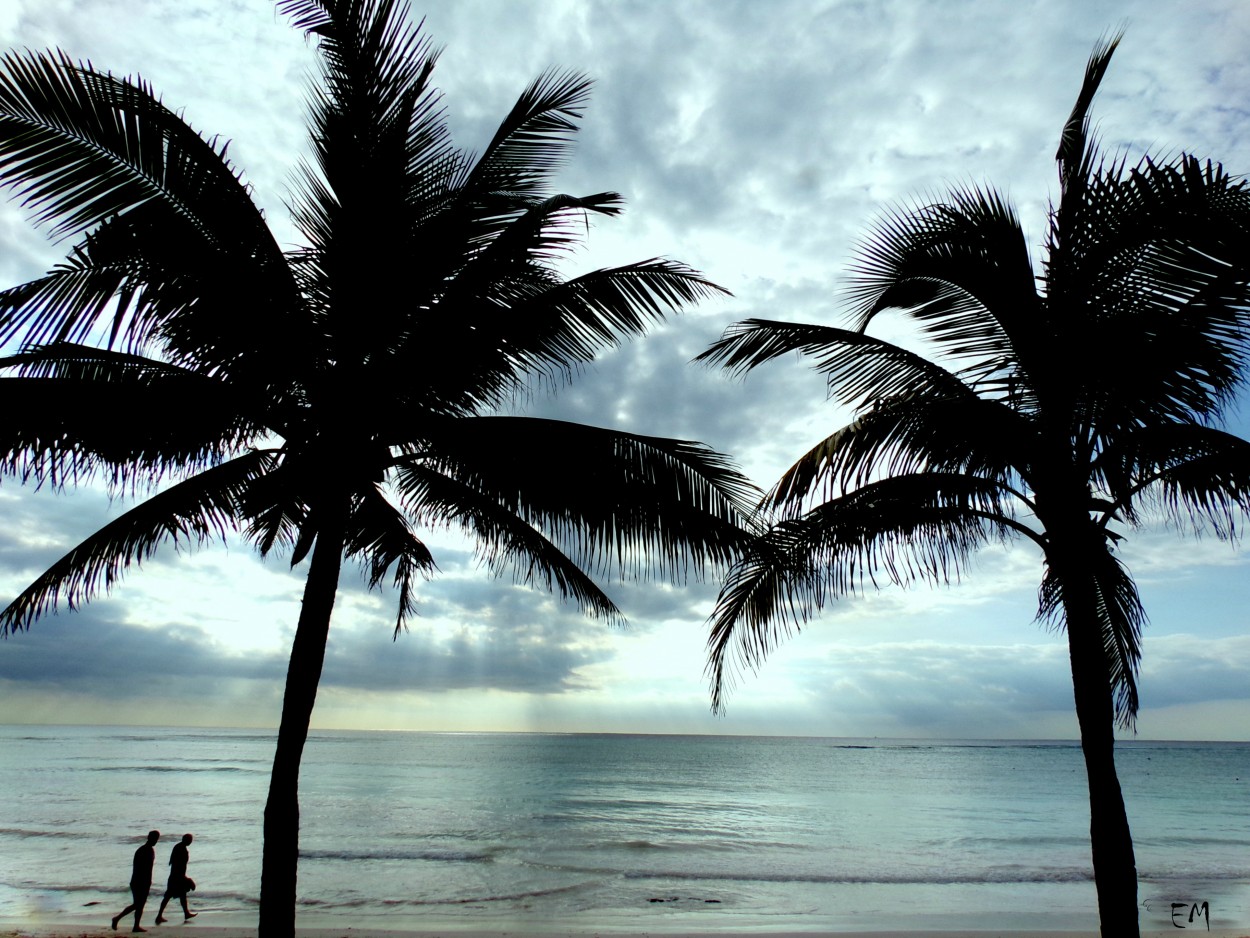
[
  {"left": 0, "top": 2, "right": 756, "bottom": 935},
  {"left": 698, "top": 34, "right": 1250, "bottom": 937}
]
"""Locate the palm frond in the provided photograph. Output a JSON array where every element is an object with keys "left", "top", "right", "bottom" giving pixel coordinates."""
[
  {"left": 487, "top": 260, "right": 728, "bottom": 380},
  {"left": 0, "top": 51, "right": 295, "bottom": 356},
  {"left": 1055, "top": 29, "right": 1122, "bottom": 201},
  {"left": 0, "top": 259, "right": 129, "bottom": 350},
  {"left": 284, "top": 0, "right": 455, "bottom": 364},
  {"left": 1051, "top": 155, "right": 1250, "bottom": 433},
  {"left": 406, "top": 191, "right": 629, "bottom": 395},
  {"left": 401, "top": 416, "right": 760, "bottom": 581},
  {"left": 392, "top": 457, "right": 623, "bottom": 623},
  {"left": 239, "top": 467, "right": 309, "bottom": 560},
  {"left": 282, "top": 0, "right": 435, "bottom": 116},
  {"left": 457, "top": 191, "right": 625, "bottom": 274},
  {"left": 705, "top": 520, "right": 821, "bottom": 713},
  {"left": 0, "top": 205, "right": 300, "bottom": 366},
  {"left": 767, "top": 395, "right": 1031, "bottom": 516},
  {"left": 344, "top": 484, "right": 437, "bottom": 635},
  {"left": 394, "top": 259, "right": 727, "bottom": 414},
  {"left": 0, "top": 449, "right": 276, "bottom": 633},
  {"left": 1037, "top": 545, "right": 1143, "bottom": 728},
  {"left": 708, "top": 472, "right": 1021, "bottom": 711},
  {"left": 72, "top": 196, "right": 301, "bottom": 370},
  {"left": 844, "top": 186, "right": 1041, "bottom": 376},
  {"left": 0, "top": 344, "right": 264, "bottom": 489},
  {"left": 275, "top": 0, "right": 336, "bottom": 36},
  {"left": 697, "top": 319, "right": 975, "bottom": 412},
  {"left": 1046, "top": 29, "right": 1123, "bottom": 293},
  {"left": 289, "top": 0, "right": 448, "bottom": 234},
  {"left": 1109, "top": 424, "right": 1250, "bottom": 538},
  {"left": 0, "top": 50, "right": 270, "bottom": 243},
  {"left": 461, "top": 68, "right": 592, "bottom": 198}
]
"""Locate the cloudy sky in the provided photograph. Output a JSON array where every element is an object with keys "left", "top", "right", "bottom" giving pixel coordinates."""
[{"left": 0, "top": 0, "right": 1247, "bottom": 740}]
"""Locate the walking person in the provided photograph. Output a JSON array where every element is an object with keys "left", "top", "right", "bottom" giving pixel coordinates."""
[
  {"left": 155, "top": 833, "right": 197, "bottom": 924},
  {"left": 111, "top": 830, "right": 160, "bottom": 932}
]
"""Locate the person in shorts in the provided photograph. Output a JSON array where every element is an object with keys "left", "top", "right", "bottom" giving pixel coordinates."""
[
  {"left": 112, "top": 829, "right": 160, "bottom": 932},
  {"left": 155, "top": 833, "right": 197, "bottom": 924}
]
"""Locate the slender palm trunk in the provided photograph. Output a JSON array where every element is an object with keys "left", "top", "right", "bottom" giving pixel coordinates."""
[
  {"left": 1065, "top": 585, "right": 1139, "bottom": 938},
  {"left": 258, "top": 499, "right": 349, "bottom": 938}
]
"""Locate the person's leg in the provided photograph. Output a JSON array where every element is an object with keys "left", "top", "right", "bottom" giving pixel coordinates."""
[
  {"left": 112, "top": 899, "right": 135, "bottom": 930},
  {"left": 131, "top": 888, "right": 150, "bottom": 932},
  {"left": 154, "top": 891, "right": 171, "bottom": 924},
  {"left": 179, "top": 894, "right": 195, "bottom": 919}
]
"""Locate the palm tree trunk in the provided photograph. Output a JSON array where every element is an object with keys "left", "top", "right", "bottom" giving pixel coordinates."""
[
  {"left": 1065, "top": 596, "right": 1139, "bottom": 938},
  {"left": 258, "top": 499, "right": 348, "bottom": 938}
]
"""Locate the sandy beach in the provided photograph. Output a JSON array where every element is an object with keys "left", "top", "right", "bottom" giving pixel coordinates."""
[{"left": 5, "top": 925, "right": 1250, "bottom": 938}]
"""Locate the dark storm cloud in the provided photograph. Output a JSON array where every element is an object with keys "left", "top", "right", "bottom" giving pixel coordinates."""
[{"left": 0, "top": 604, "right": 277, "bottom": 693}]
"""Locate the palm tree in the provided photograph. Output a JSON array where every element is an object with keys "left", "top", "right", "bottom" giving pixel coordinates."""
[
  {"left": 0, "top": 2, "right": 756, "bottom": 936},
  {"left": 697, "top": 34, "right": 1250, "bottom": 938}
]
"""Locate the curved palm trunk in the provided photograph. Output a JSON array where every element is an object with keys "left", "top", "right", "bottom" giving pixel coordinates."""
[
  {"left": 258, "top": 499, "right": 349, "bottom": 938},
  {"left": 1064, "top": 578, "right": 1139, "bottom": 938}
]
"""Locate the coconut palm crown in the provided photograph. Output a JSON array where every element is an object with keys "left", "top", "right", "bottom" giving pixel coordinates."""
[
  {"left": 698, "top": 34, "right": 1250, "bottom": 938},
  {"left": 0, "top": 2, "right": 757, "bottom": 936}
]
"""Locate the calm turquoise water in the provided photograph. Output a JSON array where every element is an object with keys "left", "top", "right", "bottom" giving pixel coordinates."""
[{"left": 0, "top": 726, "right": 1246, "bottom": 932}]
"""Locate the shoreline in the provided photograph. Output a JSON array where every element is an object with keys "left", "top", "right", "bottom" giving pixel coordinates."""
[{"left": 5, "top": 924, "right": 1250, "bottom": 938}]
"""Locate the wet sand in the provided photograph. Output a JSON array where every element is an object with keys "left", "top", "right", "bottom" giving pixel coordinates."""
[{"left": 4, "top": 925, "right": 1249, "bottom": 938}]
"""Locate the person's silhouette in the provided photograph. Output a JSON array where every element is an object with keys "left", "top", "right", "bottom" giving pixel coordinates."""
[
  {"left": 111, "top": 830, "right": 160, "bottom": 933},
  {"left": 155, "top": 833, "right": 197, "bottom": 924}
]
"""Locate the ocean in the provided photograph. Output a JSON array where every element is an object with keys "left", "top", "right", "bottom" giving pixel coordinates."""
[{"left": 0, "top": 726, "right": 1246, "bottom": 933}]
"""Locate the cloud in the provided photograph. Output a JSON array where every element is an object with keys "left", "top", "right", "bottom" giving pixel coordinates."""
[
  {"left": 322, "top": 613, "right": 610, "bottom": 695},
  {"left": 1139, "top": 634, "right": 1250, "bottom": 708},
  {"left": 1, "top": 0, "right": 1248, "bottom": 739},
  {"left": 720, "top": 633, "right": 1250, "bottom": 739},
  {"left": 0, "top": 487, "right": 121, "bottom": 580},
  {"left": 1, "top": 606, "right": 276, "bottom": 689},
  {"left": 0, "top": 587, "right": 614, "bottom": 698}
]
